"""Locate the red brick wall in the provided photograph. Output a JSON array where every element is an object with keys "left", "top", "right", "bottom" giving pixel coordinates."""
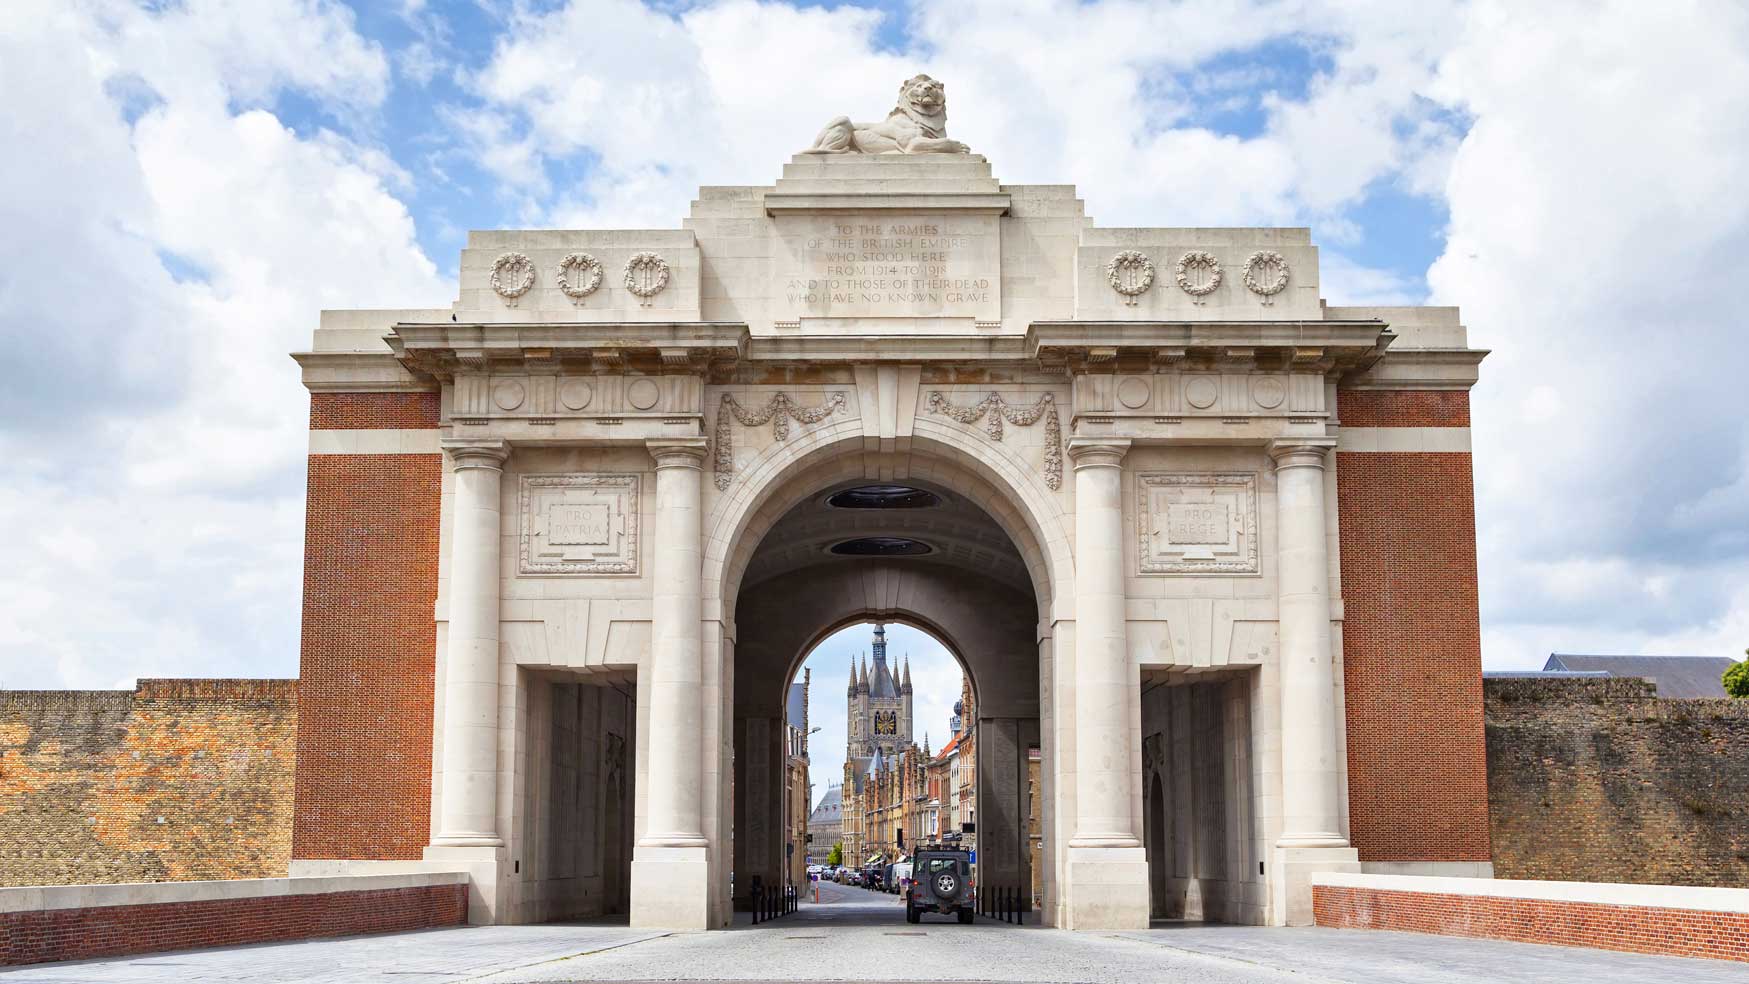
[
  {"left": 1313, "top": 884, "right": 1749, "bottom": 963},
  {"left": 310, "top": 392, "right": 440, "bottom": 430},
  {"left": 1337, "top": 389, "right": 1470, "bottom": 428},
  {"left": 0, "top": 679, "right": 296, "bottom": 885},
  {"left": 294, "top": 391, "right": 441, "bottom": 861},
  {"left": 1335, "top": 389, "right": 1490, "bottom": 862},
  {"left": 0, "top": 883, "right": 466, "bottom": 967}
]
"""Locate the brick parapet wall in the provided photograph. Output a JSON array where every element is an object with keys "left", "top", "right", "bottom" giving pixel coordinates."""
[
  {"left": 1313, "top": 881, "right": 1749, "bottom": 963},
  {"left": 309, "top": 392, "right": 440, "bottom": 430},
  {"left": 1485, "top": 676, "right": 1749, "bottom": 886},
  {"left": 0, "top": 878, "right": 466, "bottom": 967},
  {"left": 1337, "top": 389, "right": 1470, "bottom": 427},
  {"left": 1335, "top": 447, "right": 1490, "bottom": 862},
  {"left": 0, "top": 680, "right": 297, "bottom": 886},
  {"left": 293, "top": 452, "right": 442, "bottom": 860}
]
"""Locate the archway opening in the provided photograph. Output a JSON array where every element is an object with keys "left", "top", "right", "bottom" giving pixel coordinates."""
[{"left": 728, "top": 475, "right": 1044, "bottom": 926}]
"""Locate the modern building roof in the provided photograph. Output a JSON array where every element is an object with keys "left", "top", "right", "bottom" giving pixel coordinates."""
[{"left": 1541, "top": 653, "right": 1738, "bottom": 699}]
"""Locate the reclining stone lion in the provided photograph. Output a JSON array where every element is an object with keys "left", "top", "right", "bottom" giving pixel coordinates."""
[{"left": 802, "top": 74, "right": 970, "bottom": 155}]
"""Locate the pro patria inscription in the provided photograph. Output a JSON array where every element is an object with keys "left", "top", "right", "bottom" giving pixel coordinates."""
[{"left": 774, "top": 214, "right": 1000, "bottom": 322}]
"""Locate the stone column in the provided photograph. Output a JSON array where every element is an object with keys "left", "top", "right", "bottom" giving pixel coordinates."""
[
  {"left": 433, "top": 439, "right": 509, "bottom": 847},
  {"left": 631, "top": 437, "right": 712, "bottom": 929},
  {"left": 1267, "top": 439, "right": 1358, "bottom": 925},
  {"left": 1064, "top": 438, "right": 1148, "bottom": 929},
  {"left": 424, "top": 439, "right": 510, "bottom": 926}
]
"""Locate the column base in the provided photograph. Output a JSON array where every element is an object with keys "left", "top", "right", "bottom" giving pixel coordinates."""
[
  {"left": 1063, "top": 845, "right": 1149, "bottom": 930},
  {"left": 423, "top": 844, "right": 507, "bottom": 925},
  {"left": 1270, "top": 844, "right": 1360, "bottom": 926},
  {"left": 630, "top": 844, "right": 711, "bottom": 930}
]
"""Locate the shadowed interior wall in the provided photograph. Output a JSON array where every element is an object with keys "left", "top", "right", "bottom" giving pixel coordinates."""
[{"left": 0, "top": 679, "right": 296, "bottom": 886}]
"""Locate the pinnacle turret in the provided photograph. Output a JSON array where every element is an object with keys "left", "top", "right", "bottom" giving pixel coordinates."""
[
  {"left": 847, "top": 656, "right": 857, "bottom": 696},
  {"left": 901, "top": 657, "right": 913, "bottom": 693},
  {"left": 857, "top": 655, "right": 870, "bottom": 694}
]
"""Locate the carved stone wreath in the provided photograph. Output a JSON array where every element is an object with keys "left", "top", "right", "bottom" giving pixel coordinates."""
[
  {"left": 623, "top": 251, "right": 671, "bottom": 305},
  {"left": 1106, "top": 250, "right": 1155, "bottom": 306},
  {"left": 926, "top": 391, "right": 1064, "bottom": 490},
  {"left": 556, "top": 252, "right": 603, "bottom": 299},
  {"left": 1175, "top": 250, "right": 1223, "bottom": 298},
  {"left": 1242, "top": 250, "right": 1290, "bottom": 299},
  {"left": 713, "top": 392, "right": 848, "bottom": 490},
  {"left": 490, "top": 252, "right": 535, "bottom": 303}
]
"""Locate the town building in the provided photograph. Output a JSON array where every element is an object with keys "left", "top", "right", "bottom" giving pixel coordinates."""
[
  {"left": 806, "top": 784, "right": 842, "bottom": 865},
  {"left": 784, "top": 670, "right": 810, "bottom": 886}
]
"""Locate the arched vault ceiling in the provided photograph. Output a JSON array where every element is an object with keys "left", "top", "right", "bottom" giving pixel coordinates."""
[{"left": 738, "top": 479, "right": 1032, "bottom": 594}]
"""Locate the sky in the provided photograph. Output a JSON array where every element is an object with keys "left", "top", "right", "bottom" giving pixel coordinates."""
[
  {"left": 1, "top": 0, "right": 1747, "bottom": 696},
  {"left": 794, "top": 622, "right": 963, "bottom": 814}
]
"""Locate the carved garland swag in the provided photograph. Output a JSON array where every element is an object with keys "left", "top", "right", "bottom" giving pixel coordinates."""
[
  {"left": 713, "top": 392, "right": 848, "bottom": 490},
  {"left": 926, "top": 391, "right": 1064, "bottom": 490}
]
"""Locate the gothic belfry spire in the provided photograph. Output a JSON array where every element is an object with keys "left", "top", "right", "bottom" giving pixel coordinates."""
[
  {"left": 858, "top": 655, "right": 869, "bottom": 694},
  {"left": 847, "top": 656, "right": 857, "bottom": 696},
  {"left": 901, "top": 656, "right": 913, "bottom": 693}
]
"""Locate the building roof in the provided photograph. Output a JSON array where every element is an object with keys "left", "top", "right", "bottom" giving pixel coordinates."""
[
  {"left": 809, "top": 784, "right": 842, "bottom": 822},
  {"left": 1542, "top": 653, "right": 1738, "bottom": 699}
]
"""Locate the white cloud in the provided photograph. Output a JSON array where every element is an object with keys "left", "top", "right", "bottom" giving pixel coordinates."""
[
  {"left": 1428, "top": 0, "right": 1749, "bottom": 667},
  {"left": 0, "top": 1, "right": 449, "bottom": 688}
]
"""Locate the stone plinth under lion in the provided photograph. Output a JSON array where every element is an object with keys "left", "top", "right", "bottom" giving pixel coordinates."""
[{"left": 802, "top": 74, "right": 970, "bottom": 155}]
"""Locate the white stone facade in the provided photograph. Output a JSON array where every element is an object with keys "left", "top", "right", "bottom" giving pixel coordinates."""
[{"left": 295, "top": 125, "right": 1485, "bottom": 931}]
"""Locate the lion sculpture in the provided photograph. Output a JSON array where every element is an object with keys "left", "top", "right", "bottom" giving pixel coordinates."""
[{"left": 801, "top": 74, "right": 970, "bottom": 155}]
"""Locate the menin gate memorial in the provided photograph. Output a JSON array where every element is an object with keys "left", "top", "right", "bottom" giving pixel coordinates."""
[{"left": 291, "top": 75, "right": 1491, "bottom": 930}]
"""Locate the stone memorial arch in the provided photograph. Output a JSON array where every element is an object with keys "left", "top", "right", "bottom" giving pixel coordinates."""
[{"left": 289, "top": 76, "right": 1492, "bottom": 932}]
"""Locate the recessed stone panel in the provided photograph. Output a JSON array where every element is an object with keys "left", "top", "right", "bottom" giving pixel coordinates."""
[
  {"left": 1138, "top": 472, "right": 1259, "bottom": 575},
  {"left": 519, "top": 473, "right": 640, "bottom": 575},
  {"left": 772, "top": 213, "right": 1000, "bottom": 321}
]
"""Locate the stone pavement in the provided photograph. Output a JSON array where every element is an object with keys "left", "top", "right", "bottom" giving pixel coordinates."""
[{"left": 3, "top": 881, "right": 1740, "bottom": 983}]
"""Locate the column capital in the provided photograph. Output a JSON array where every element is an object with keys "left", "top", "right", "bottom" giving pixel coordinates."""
[
  {"left": 1267, "top": 438, "right": 1336, "bottom": 470},
  {"left": 647, "top": 437, "right": 709, "bottom": 470},
  {"left": 1066, "top": 438, "right": 1131, "bottom": 470},
  {"left": 441, "top": 439, "right": 509, "bottom": 470}
]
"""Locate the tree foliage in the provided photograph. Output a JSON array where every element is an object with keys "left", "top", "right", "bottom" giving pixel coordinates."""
[
  {"left": 1725, "top": 654, "right": 1749, "bottom": 698},
  {"left": 828, "top": 841, "right": 844, "bottom": 866}
]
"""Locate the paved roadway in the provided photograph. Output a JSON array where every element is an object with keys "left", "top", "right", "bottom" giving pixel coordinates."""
[{"left": 2, "top": 880, "right": 1740, "bottom": 983}]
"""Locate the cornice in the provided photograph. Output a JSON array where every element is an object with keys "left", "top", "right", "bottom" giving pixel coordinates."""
[
  {"left": 291, "top": 351, "right": 434, "bottom": 393},
  {"left": 1341, "top": 347, "right": 1490, "bottom": 391},
  {"left": 388, "top": 321, "right": 749, "bottom": 380},
  {"left": 1026, "top": 320, "right": 1393, "bottom": 374},
  {"left": 762, "top": 192, "right": 1011, "bottom": 216}
]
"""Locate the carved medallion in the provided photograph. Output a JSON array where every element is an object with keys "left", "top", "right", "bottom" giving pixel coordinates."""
[
  {"left": 713, "top": 392, "right": 849, "bottom": 490},
  {"left": 557, "top": 378, "right": 593, "bottom": 411},
  {"left": 556, "top": 252, "right": 603, "bottom": 300},
  {"left": 1184, "top": 376, "right": 1219, "bottom": 410},
  {"left": 519, "top": 473, "right": 640, "bottom": 575},
  {"left": 623, "top": 251, "right": 670, "bottom": 306},
  {"left": 492, "top": 379, "right": 526, "bottom": 411},
  {"left": 1137, "top": 473, "right": 1259, "bottom": 575},
  {"left": 925, "top": 391, "right": 1064, "bottom": 491},
  {"left": 1106, "top": 250, "right": 1155, "bottom": 306},
  {"left": 490, "top": 252, "right": 535, "bottom": 305},
  {"left": 1251, "top": 376, "right": 1286, "bottom": 410},
  {"left": 626, "top": 378, "right": 660, "bottom": 410},
  {"left": 1242, "top": 250, "right": 1289, "bottom": 304},
  {"left": 1117, "top": 377, "right": 1152, "bottom": 410},
  {"left": 1174, "top": 250, "right": 1222, "bottom": 302}
]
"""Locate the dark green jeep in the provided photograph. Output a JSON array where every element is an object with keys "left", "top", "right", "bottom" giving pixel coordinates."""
[{"left": 905, "top": 847, "right": 974, "bottom": 924}]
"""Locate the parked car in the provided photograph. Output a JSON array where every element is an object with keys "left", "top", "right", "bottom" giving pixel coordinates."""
[
  {"left": 891, "top": 861, "right": 913, "bottom": 897},
  {"left": 905, "top": 847, "right": 974, "bottom": 924}
]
